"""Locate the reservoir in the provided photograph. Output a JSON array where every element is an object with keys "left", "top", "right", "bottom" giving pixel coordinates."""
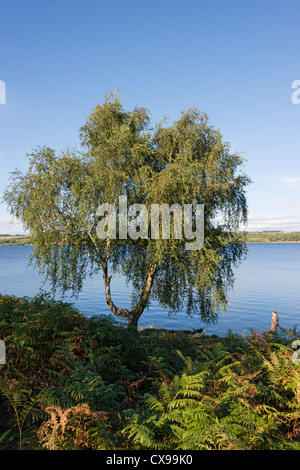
[{"left": 0, "top": 243, "right": 299, "bottom": 336}]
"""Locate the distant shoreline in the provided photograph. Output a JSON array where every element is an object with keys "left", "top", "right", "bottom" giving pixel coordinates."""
[
  {"left": 244, "top": 231, "right": 300, "bottom": 243},
  {"left": 247, "top": 241, "right": 300, "bottom": 243},
  {"left": 1, "top": 232, "right": 300, "bottom": 245}
]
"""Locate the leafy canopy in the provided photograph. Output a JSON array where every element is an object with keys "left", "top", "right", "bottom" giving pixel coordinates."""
[{"left": 2, "top": 92, "right": 250, "bottom": 327}]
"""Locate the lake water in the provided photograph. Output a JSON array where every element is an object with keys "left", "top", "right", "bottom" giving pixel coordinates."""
[{"left": 0, "top": 244, "right": 299, "bottom": 336}]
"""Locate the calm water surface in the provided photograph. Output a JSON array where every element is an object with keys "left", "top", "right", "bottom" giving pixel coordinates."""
[{"left": 0, "top": 244, "right": 299, "bottom": 336}]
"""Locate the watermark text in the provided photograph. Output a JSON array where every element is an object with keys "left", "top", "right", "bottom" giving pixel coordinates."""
[
  {"left": 96, "top": 196, "right": 204, "bottom": 250},
  {"left": 0, "top": 80, "right": 6, "bottom": 104},
  {"left": 291, "top": 80, "right": 300, "bottom": 104},
  {"left": 291, "top": 339, "right": 300, "bottom": 364},
  {"left": 0, "top": 340, "right": 6, "bottom": 364}
]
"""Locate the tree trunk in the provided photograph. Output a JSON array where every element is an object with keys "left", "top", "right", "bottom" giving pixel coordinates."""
[{"left": 102, "top": 262, "right": 157, "bottom": 329}]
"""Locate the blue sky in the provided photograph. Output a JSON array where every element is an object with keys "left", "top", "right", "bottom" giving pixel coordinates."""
[{"left": 0, "top": 0, "right": 300, "bottom": 233}]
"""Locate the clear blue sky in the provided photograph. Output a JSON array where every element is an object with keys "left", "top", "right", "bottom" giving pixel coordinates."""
[{"left": 0, "top": 0, "right": 300, "bottom": 233}]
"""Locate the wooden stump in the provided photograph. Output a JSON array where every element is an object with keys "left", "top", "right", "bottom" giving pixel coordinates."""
[{"left": 270, "top": 311, "right": 279, "bottom": 332}]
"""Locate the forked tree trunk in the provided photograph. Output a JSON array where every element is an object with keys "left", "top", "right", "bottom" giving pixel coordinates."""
[{"left": 102, "top": 262, "right": 157, "bottom": 329}]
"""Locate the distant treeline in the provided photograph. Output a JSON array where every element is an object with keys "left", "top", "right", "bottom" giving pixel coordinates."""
[
  {"left": 245, "top": 231, "right": 300, "bottom": 243},
  {"left": 0, "top": 235, "right": 31, "bottom": 245},
  {"left": 0, "top": 232, "right": 300, "bottom": 246}
]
